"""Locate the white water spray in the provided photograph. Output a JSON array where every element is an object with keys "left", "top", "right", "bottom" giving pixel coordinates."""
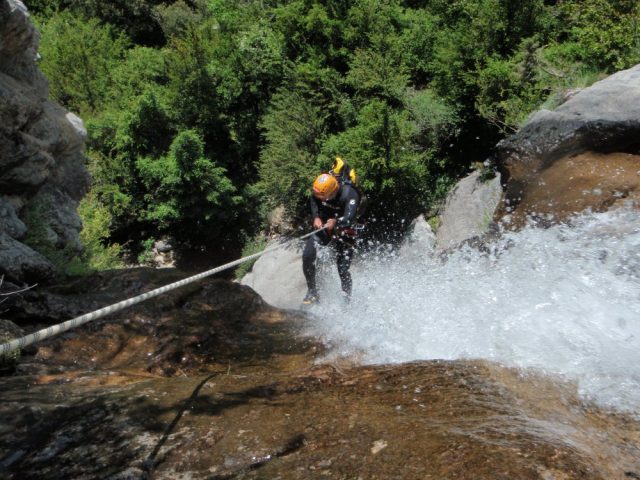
[{"left": 306, "top": 208, "right": 640, "bottom": 412}]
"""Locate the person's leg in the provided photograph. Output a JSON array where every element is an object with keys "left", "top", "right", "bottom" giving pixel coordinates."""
[
  {"left": 302, "top": 235, "right": 319, "bottom": 296},
  {"left": 302, "top": 231, "right": 331, "bottom": 301},
  {"left": 336, "top": 240, "right": 354, "bottom": 297}
]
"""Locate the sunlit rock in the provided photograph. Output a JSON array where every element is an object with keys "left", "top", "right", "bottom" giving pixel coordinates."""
[
  {"left": 396, "top": 214, "right": 436, "bottom": 260},
  {"left": 241, "top": 239, "right": 306, "bottom": 310},
  {"left": 497, "top": 63, "right": 640, "bottom": 225},
  {"left": 0, "top": 318, "right": 23, "bottom": 369},
  {"left": 436, "top": 169, "right": 502, "bottom": 249},
  {"left": 0, "top": 0, "right": 89, "bottom": 282}
]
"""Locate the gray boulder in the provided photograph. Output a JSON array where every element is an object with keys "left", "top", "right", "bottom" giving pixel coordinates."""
[
  {"left": 496, "top": 63, "right": 640, "bottom": 224},
  {"left": 0, "top": 0, "right": 89, "bottom": 282},
  {"left": 436, "top": 170, "right": 502, "bottom": 249},
  {"left": 397, "top": 215, "right": 436, "bottom": 260},
  {"left": 0, "top": 232, "right": 54, "bottom": 282},
  {"left": 0, "top": 0, "right": 47, "bottom": 92},
  {"left": 241, "top": 239, "right": 306, "bottom": 310},
  {"left": 498, "top": 65, "right": 640, "bottom": 172},
  {"left": 0, "top": 197, "right": 26, "bottom": 239}
]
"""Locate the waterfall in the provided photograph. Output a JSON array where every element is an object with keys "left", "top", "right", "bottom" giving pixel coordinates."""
[{"left": 305, "top": 208, "right": 640, "bottom": 413}]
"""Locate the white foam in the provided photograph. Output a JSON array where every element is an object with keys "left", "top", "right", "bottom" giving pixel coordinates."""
[{"left": 305, "top": 209, "right": 640, "bottom": 412}]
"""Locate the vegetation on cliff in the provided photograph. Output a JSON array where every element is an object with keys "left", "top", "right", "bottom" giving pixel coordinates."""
[{"left": 26, "top": 0, "right": 640, "bottom": 266}]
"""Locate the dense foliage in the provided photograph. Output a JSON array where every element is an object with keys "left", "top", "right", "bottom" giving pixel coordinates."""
[{"left": 28, "top": 0, "right": 640, "bottom": 265}]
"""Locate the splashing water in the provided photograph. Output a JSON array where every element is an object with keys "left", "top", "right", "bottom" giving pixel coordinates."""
[{"left": 305, "top": 208, "right": 640, "bottom": 412}]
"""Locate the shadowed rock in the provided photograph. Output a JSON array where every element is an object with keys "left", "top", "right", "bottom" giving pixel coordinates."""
[{"left": 0, "top": 268, "right": 639, "bottom": 479}]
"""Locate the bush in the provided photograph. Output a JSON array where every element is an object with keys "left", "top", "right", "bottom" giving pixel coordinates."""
[
  {"left": 37, "top": 11, "right": 129, "bottom": 115},
  {"left": 78, "top": 192, "right": 124, "bottom": 270}
]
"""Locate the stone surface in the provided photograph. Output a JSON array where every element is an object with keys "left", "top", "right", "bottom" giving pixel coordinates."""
[
  {"left": 496, "top": 63, "right": 640, "bottom": 224},
  {"left": 0, "top": 268, "right": 638, "bottom": 480},
  {"left": 241, "top": 239, "right": 307, "bottom": 310},
  {"left": 0, "top": 0, "right": 47, "bottom": 92},
  {"left": 0, "top": 319, "right": 24, "bottom": 367},
  {"left": 397, "top": 215, "right": 436, "bottom": 260},
  {"left": 436, "top": 170, "right": 502, "bottom": 249},
  {"left": 0, "top": 0, "right": 89, "bottom": 282},
  {"left": 0, "top": 232, "right": 54, "bottom": 282},
  {"left": 501, "top": 151, "right": 640, "bottom": 227},
  {"left": 0, "top": 198, "right": 26, "bottom": 239}
]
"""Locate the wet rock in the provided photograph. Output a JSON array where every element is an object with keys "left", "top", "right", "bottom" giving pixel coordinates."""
[
  {"left": 496, "top": 63, "right": 640, "bottom": 225},
  {"left": 436, "top": 169, "right": 502, "bottom": 249},
  {"left": 0, "top": 269, "right": 638, "bottom": 479},
  {"left": 396, "top": 215, "right": 436, "bottom": 260},
  {"left": 500, "top": 151, "right": 640, "bottom": 227},
  {"left": 2, "top": 358, "right": 639, "bottom": 479}
]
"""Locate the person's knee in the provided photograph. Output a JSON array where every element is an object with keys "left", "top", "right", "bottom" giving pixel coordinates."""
[
  {"left": 337, "top": 262, "right": 351, "bottom": 277},
  {"left": 303, "top": 240, "right": 317, "bottom": 262}
]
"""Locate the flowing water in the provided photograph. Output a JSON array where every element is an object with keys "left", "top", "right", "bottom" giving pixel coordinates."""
[{"left": 307, "top": 208, "right": 640, "bottom": 413}]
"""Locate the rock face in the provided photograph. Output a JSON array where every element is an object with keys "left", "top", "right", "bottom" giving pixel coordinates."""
[
  {"left": 436, "top": 169, "right": 502, "bottom": 249},
  {"left": 0, "top": 268, "right": 639, "bottom": 479},
  {"left": 241, "top": 239, "right": 307, "bottom": 310},
  {"left": 496, "top": 64, "right": 640, "bottom": 225},
  {"left": 0, "top": 0, "right": 90, "bottom": 283},
  {"left": 397, "top": 214, "right": 436, "bottom": 260}
]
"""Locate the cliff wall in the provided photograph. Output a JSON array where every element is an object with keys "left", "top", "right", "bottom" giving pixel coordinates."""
[{"left": 0, "top": 0, "right": 89, "bottom": 284}]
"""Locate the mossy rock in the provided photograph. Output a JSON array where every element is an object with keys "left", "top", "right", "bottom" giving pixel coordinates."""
[{"left": 0, "top": 319, "right": 24, "bottom": 371}]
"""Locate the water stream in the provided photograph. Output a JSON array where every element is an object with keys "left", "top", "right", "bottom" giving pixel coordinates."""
[{"left": 306, "top": 208, "right": 640, "bottom": 413}]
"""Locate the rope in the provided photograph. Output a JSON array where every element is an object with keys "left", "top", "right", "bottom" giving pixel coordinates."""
[{"left": 0, "top": 227, "right": 326, "bottom": 358}]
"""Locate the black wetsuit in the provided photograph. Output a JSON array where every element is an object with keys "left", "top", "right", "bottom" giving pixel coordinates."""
[{"left": 303, "top": 183, "right": 360, "bottom": 297}]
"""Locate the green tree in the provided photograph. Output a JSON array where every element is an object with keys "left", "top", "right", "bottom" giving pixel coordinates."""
[
  {"left": 37, "top": 11, "right": 128, "bottom": 115},
  {"left": 257, "top": 87, "right": 330, "bottom": 218},
  {"left": 562, "top": 0, "right": 640, "bottom": 70},
  {"left": 136, "top": 130, "right": 243, "bottom": 246},
  {"left": 78, "top": 192, "right": 124, "bottom": 270}
]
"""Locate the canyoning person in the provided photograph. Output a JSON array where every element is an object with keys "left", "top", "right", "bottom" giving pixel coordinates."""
[{"left": 302, "top": 157, "right": 364, "bottom": 305}]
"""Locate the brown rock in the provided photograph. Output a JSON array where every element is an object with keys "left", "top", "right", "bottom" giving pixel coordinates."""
[{"left": 500, "top": 151, "right": 640, "bottom": 227}]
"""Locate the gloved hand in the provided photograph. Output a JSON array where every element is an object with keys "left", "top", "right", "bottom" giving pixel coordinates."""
[{"left": 325, "top": 218, "right": 337, "bottom": 237}]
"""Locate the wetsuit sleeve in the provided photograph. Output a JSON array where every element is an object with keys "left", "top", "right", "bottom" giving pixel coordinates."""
[
  {"left": 310, "top": 195, "right": 321, "bottom": 219},
  {"left": 337, "top": 187, "right": 360, "bottom": 227}
]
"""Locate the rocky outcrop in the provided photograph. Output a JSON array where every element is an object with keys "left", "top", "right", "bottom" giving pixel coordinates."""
[
  {"left": 0, "top": 268, "right": 639, "bottom": 479},
  {"left": 241, "top": 239, "right": 307, "bottom": 310},
  {"left": 435, "top": 169, "right": 502, "bottom": 249},
  {"left": 0, "top": 0, "right": 90, "bottom": 283},
  {"left": 397, "top": 214, "right": 436, "bottom": 260},
  {"left": 496, "top": 64, "right": 640, "bottom": 225}
]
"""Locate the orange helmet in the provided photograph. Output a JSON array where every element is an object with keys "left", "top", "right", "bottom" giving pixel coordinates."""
[{"left": 312, "top": 173, "right": 339, "bottom": 200}]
